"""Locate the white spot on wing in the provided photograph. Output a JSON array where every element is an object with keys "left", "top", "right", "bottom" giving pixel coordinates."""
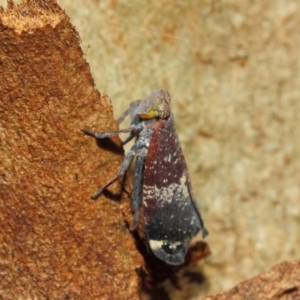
[
  {"left": 163, "top": 153, "right": 172, "bottom": 162},
  {"left": 143, "top": 173, "right": 190, "bottom": 206},
  {"left": 149, "top": 239, "right": 183, "bottom": 251},
  {"left": 180, "top": 174, "right": 189, "bottom": 199},
  {"left": 149, "top": 240, "right": 164, "bottom": 251}
]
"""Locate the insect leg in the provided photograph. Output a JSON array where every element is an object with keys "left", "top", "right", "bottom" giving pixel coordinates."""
[
  {"left": 91, "top": 138, "right": 146, "bottom": 200},
  {"left": 121, "top": 134, "right": 135, "bottom": 146},
  {"left": 91, "top": 147, "right": 137, "bottom": 199},
  {"left": 117, "top": 107, "right": 131, "bottom": 124},
  {"left": 132, "top": 155, "right": 146, "bottom": 229},
  {"left": 117, "top": 100, "right": 141, "bottom": 124},
  {"left": 83, "top": 126, "right": 138, "bottom": 139},
  {"left": 117, "top": 100, "right": 143, "bottom": 145}
]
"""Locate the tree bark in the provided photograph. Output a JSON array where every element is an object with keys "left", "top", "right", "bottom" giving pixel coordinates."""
[
  {"left": 202, "top": 260, "right": 300, "bottom": 300},
  {"left": 0, "top": 1, "right": 142, "bottom": 298}
]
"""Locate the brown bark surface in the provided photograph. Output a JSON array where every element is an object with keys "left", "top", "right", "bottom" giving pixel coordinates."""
[
  {"left": 0, "top": 1, "right": 142, "bottom": 299},
  {"left": 202, "top": 260, "right": 300, "bottom": 300}
]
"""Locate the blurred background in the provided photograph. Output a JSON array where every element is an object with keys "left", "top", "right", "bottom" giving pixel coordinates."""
[{"left": 2, "top": 0, "right": 300, "bottom": 298}]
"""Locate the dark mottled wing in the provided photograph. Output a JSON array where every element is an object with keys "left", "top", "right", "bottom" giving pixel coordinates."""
[{"left": 143, "top": 120, "right": 204, "bottom": 265}]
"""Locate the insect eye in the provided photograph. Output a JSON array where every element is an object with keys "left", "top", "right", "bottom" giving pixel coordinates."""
[
  {"left": 138, "top": 99, "right": 170, "bottom": 120},
  {"left": 157, "top": 101, "right": 170, "bottom": 119}
]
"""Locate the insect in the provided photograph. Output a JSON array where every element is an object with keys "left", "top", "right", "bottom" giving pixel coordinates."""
[{"left": 83, "top": 89, "right": 208, "bottom": 265}]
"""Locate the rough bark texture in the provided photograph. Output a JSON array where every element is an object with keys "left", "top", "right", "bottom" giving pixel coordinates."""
[
  {"left": 0, "top": 1, "right": 142, "bottom": 299},
  {"left": 202, "top": 260, "right": 300, "bottom": 300}
]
